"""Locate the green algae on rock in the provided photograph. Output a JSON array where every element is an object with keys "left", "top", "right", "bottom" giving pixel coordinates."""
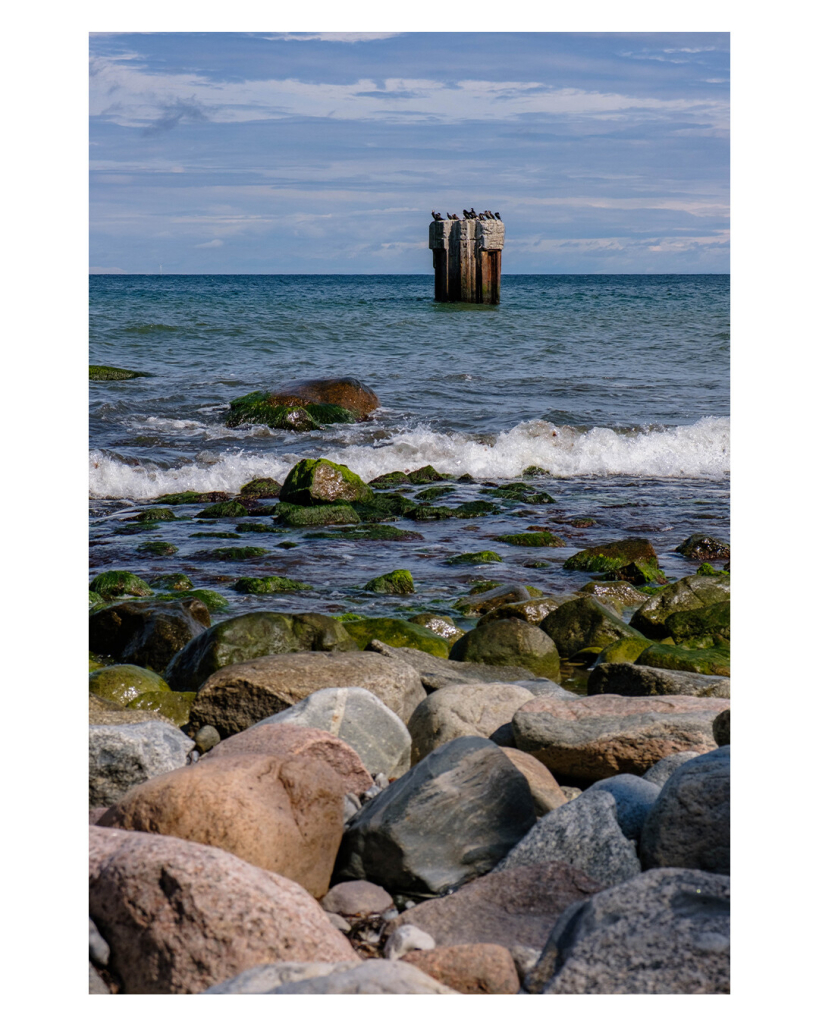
[
  {"left": 522, "top": 466, "right": 549, "bottom": 477},
  {"left": 495, "top": 531, "right": 566, "bottom": 547},
  {"left": 696, "top": 562, "right": 730, "bottom": 577},
  {"left": 563, "top": 538, "right": 659, "bottom": 574},
  {"left": 335, "top": 524, "right": 422, "bottom": 542},
  {"left": 406, "top": 505, "right": 455, "bottom": 521},
  {"left": 599, "top": 560, "right": 668, "bottom": 586},
  {"left": 225, "top": 390, "right": 357, "bottom": 430},
  {"left": 445, "top": 550, "right": 503, "bottom": 565},
  {"left": 665, "top": 601, "right": 730, "bottom": 648},
  {"left": 407, "top": 465, "right": 450, "bottom": 484},
  {"left": 133, "top": 508, "right": 177, "bottom": 522},
  {"left": 89, "top": 365, "right": 151, "bottom": 381},
  {"left": 127, "top": 690, "right": 196, "bottom": 728},
  {"left": 368, "top": 471, "right": 411, "bottom": 489},
  {"left": 342, "top": 617, "right": 451, "bottom": 657},
  {"left": 195, "top": 500, "right": 252, "bottom": 519},
  {"left": 155, "top": 588, "right": 229, "bottom": 612},
  {"left": 451, "top": 500, "right": 500, "bottom": 518},
  {"left": 233, "top": 576, "right": 312, "bottom": 594},
  {"left": 675, "top": 534, "right": 730, "bottom": 561},
  {"left": 450, "top": 618, "right": 562, "bottom": 679},
  {"left": 113, "top": 523, "right": 160, "bottom": 535},
  {"left": 280, "top": 458, "right": 374, "bottom": 506},
  {"left": 89, "top": 664, "right": 170, "bottom": 706},
  {"left": 275, "top": 501, "right": 361, "bottom": 527},
  {"left": 89, "top": 591, "right": 106, "bottom": 613},
  {"left": 630, "top": 574, "right": 730, "bottom": 639},
  {"left": 635, "top": 642, "right": 731, "bottom": 677},
  {"left": 90, "top": 570, "right": 153, "bottom": 601},
  {"left": 415, "top": 485, "right": 456, "bottom": 502},
  {"left": 236, "top": 523, "right": 288, "bottom": 534},
  {"left": 205, "top": 546, "right": 268, "bottom": 561},
  {"left": 408, "top": 613, "right": 465, "bottom": 643},
  {"left": 190, "top": 532, "right": 241, "bottom": 540},
  {"left": 151, "top": 573, "right": 193, "bottom": 592},
  {"left": 595, "top": 636, "right": 655, "bottom": 665},
  {"left": 137, "top": 541, "right": 179, "bottom": 557},
  {"left": 352, "top": 493, "right": 417, "bottom": 521},
  {"left": 363, "top": 570, "right": 415, "bottom": 595},
  {"left": 239, "top": 478, "right": 282, "bottom": 499},
  {"left": 541, "top": 596, "right": 648, "bottom": 659}
]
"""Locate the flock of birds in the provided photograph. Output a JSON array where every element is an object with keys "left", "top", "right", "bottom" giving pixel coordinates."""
[{"left": 431, "top": 209, "right": 502, "bottom": 221}]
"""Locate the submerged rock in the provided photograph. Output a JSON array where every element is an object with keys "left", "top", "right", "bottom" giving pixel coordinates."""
[
  {"left": 563, "top": 538, "right": 659, "bottom": 574},
  {"left": 90, "top": 364, "right": 151, "bottom": 380},
  {"left": 89, "top": 664, "right": 169, "bottom": 707},
  {"left": 635, "top": 642, "right": 730, "bottom": 677},
  {"left": 275, "top": 501, "right": 361, "bottom": 526},
  {"left": 232, "top": 575, "right": 311, "bottom": 594},
  {"left": 675, "top": 534, "right": 730, "bottom": 561},
  {"left": 363, "top": 569, "right": 415, "bottom": 594},
  {"left": 630, "top": 573, "right": 730, "bottom": 638},
  {"left": 89, "top": 570, "right": 153, "bottom": 602}
]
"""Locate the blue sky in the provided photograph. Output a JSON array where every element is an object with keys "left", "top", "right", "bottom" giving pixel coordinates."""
[{"left": 89, "top": 32, "right": 729, "bottom": 274}]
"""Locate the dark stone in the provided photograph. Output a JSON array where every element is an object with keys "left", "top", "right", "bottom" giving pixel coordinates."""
[
  {"left": 587, "top": 662, "right": 730, "bottom": 699},
  {"left": 541, "top": 596, "right": 646, "bottom": 658},
  {"left": 449, "top": 619, "right": 561, "bottom": 679},
  {"left": 675, "top": 534, "right": 730, "bottom": 561},
  {"left": 563, "top": 538, "right": 659, "bottom": 574},
  {"left": 89, "top": 599, "right": 211, "bottom": 673}
]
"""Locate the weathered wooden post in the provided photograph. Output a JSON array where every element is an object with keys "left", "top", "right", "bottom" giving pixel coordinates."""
[{"left": 429, "top": 214, "right": 505, "bottom": 303}]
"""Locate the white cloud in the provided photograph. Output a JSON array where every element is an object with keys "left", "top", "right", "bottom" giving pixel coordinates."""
[{"left": 194, "top": 238, "right": 223, "bottom": 248}]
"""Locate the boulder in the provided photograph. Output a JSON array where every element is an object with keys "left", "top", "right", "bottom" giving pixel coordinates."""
[
  {"left": 202, "top": 722, "right": 373, "bottom": 793},
  {"left": 585, "top": 774, "right": 660, "bottom": 840},
  {"left": 630, "top": 574, "right": 730, "bottom": 639},
  {"left": 587, "top": 662, "right": 730, "bottom": 698},
  {"left": 89, "top": 720, "right": 193, "bottom": 807},
  {"left": 541, "top": 596, "right": 646, "bottom": 658},
  {"left": 494, "top": 791, "right": 641, "bottom": 889},
  {"left": 90, "top": 364, "right": 150, "bottom": 381},
  {"left": 449, "top": 619, "right": 561, "bottom": 679},
  {"left": 498, "top": 748, "right": 567, "bottom": 815},
  {"left": 367, "top": 639, "right": 538, "bottom": 690},
  {"left": 454, "top": 583, "right": 532, "bottom": 617},
  {"left": 665, "top": 601, "right": 730, "bottom": 647},
  {"left": 204, "top": 962, "right": 351, "bottom": 993},
  {"left": 188, "top": 650, "right": 425, "bottom": 737},
  {"left": 512, "top": 692, "right": 729, "bottom": 784},
  {"left": 642, "top": 750, "right": 702, "bottom": 787},
  {"left": 476, "top": 597, "right": 560, "bottom": 627},
  {"left": 408, "top": 682, "right": 535, "bottom": 762},
  {"left": 713, "top": 708, "right": 730, "bottom": 746},
  {"left": 635, "top": 642, "right": 730, "bottom": 677},
  {"left": 164, "top": 611, "right": 357, "bottom": 692},
  {"left": 89, "top": 692, "right": 172, "bottom": 727},
  {"left": 640, "top": 746, "right": 730, "bottom": 874},
  {"left": 675, "top": 534, "right": 730, "bottom": 561},
  {"left": 89, "top": 570, "right": 152, "bottom": 602},
  {"left": 563, "top": 538, "right": 659, "bottom": 574},
  {"left": 126, "top": 690, "right": 196, "bottom": 728},
  {"left": 526, "top": 868, "right": 730, "bottom": 994},
  {"left": 275, "top": 502, "right": 361, "bottom": 526},
  {"left": 408, "top": 613, "right": 465, "bottom": 642},
  {"left": 89, "top": 665, "right": 169, "bottom": 706},
  {"left": 98, "top": 752, "right": 346, "bottom": 897},
  {"left": 363, "top": 569, "right": 414, "bottom": 594},
  {"left": 335, "top": 736, "right": 536, "bottom": 895},
  {"left": 269, "top": 376, "right": 379, "bottom": 420},
  {"left": 343, "top": 617, "right": 451, "bottom": 658},
  {"left": 594, "top": 636, "right": 654, "bottom": 664},
  {"left": 580, "top": 580, "right": 645, "bottom": 605},
  {"left": 320, "top": 880, "right": 393, "bottom": 917},
  {"left": 89, "top": 599, "right": 210, "bottom": 672},
  {"left": 279, "top": 457, "right": 374, "bottom": 506},
  {"left": 384, "top": 862, "right": 603, "bottom": 952},
  {"left": 266, "top": 959, "right": 456, "bottom": 994},
  {"left": 88, "top": 826, "right": 356, "bottom": 993},
  {"left": 403, "top": 944, "right": 519, "bottom": 994},
  {"left": 254, "top": 687, "right": 411, "bottom": 779}
]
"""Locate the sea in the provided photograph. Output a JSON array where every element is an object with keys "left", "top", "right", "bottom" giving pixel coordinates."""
[{"left": 89, "top": 274, "right": 729, "bottom": 634}]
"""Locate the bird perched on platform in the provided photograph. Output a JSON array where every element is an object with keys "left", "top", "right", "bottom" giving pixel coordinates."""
[
  {"left": 470, "top": 207, "right": 477, "bottom": 217},
  {"left": 462, "top": 209, "right": 471, "bottom": 219},
  {"left": 495, "top": 212, "right": 502, "bottom": 220},
  {"left": 484, "top": 210, "right": 495, "bottom": 219},
  {"left": 431, "top": 211, "right": 443, "bottom": 221}
]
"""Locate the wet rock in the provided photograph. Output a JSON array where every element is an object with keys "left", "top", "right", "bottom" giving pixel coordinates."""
[
  {"left": 635, "top": 642, "right": 730, "bottom": 677},
  {"left": 594, "top": 635, "right": 654, "bottom": 664},
  {"left": 88, "top": 692, "right": 171, "bottom": 727},
  {"left": 151, "top": 572, "right": 193, "bottom": 591},
  {"left": 713, "top": 707, "right": 730, "bottom": 746},
  {"left": 202, "top": 722, "right": 374, "bottom": 794},
  {"left": 494, "top": 790, "right": 640, "bottom": 888},
  {"left": 494, "top": 531, "right": 565, "bottom": 547},
  {"left": 640, "top": 746, "right": 730, "bottom": 874},
  {"left": 403, "top": 944, "right": 519, "bottom": 994},
  {"left": 89, "top": 664, "right": 169, "bottom": 706},
  {"left": 252, "top": 686, "right": 411, "bottom": 779},
  {"left": 280, "top": 457, "right": 374, "bottom": 506},
  {"left": 268, "top": 376, "right": 380, "bottom": 420},
  {"left": 476, "top": 597, "right": 560, "bottom": 627},
  {"left": 408, "top": 682, "right": 535, "bottom": 763},
  {"left": 239, "top": 477, "right": 282, "bottom": 499},
  {"left": 188, "top": 650, "right": 425, "bottom": 736},
  {"left": 563, "top": 537, "right": 660, "bottom": 574},
  {"left": 454, "top": 583, "right": 532, "bottom": 617},
  {"left": 585, "top": 774, "right": 661, "bottom": 840},
  {"left": 588, "top": 661, "right": 730, "bottom": 698},
  {"left": 335, "top": 736, "right": 536, "bottom": 895},
  {"left": 580, "top": 580, "right": 645, "bottom": 605},
  {"left": 527, "top": 868, "right": 730, "bottom": 994},
  {"left": 126, "top": 690, "right": 196, "bottom": 727},
  {"left": 665, "top": 601, "right": 730, "bottom": 647},
  {"left": 267, "top": 959, "right": 457, "bottom": 994},
  {"left": 512, "top": 693, "right": 729, "bottom": 784},
  {"left": 89, "top": 570, "right": 153, "bottom": 602},
  {"left": 194, "top": 724, "right": 221, "bottom": 754},
  {"left": 320, "top": 880, "right": 393, "bottom": 917},
  {"left": 599, "top": 560, "right": 668, "bottom": 585},
  {"left": 98, "top": 752, "right": 346, "bottom": 897},
  {"left": 275, "top": 501, "right": 361, "bottom": 526},
  {"left": 384, "top": 924, "right": 436, "bottom": 960},
  {"left": 541, "top": 596, "right": 646, "bottom": 658},
  {"left": 449, "top": 618, "right": 561, "bottom": 678},
  {"left": 89, "top": 826, "right": 356, "bottom": 993},
  {"left": 344, "top": 617, "right": 451, "bottom": 658},
  {"left": 675, "top": 534, "right": 730, "bottom": 561},
  {"left": 384, "top": 862, "right": 603, "bottom": 952},
  {"left": 445, "top": 550, "right": 503, "bottom": 565},
  {"left": 630, "top": 573, "right": 730, "bottom": 639},
  {"left": 367, "top": 638, "right": 539, "bottom": 690},
  {"left": 499, "top": 748, "right": 567, "bottom": 815},
  {"left": 408, "top": 613, "right": 465, "bottom": 642},
  {"left": 165, "top": 611, "right": 357, "bottom": 692},
  {"left": 363, "top": 569, "right": 415, "bottom": 594},
  {"left": 90, "top": 364, "right": 150, "bottom": 380},
  {"left": 89, "top": 720, "right": 194, "bottom": 807},
  {"left": 233, "top": 575, "right": 311, "bottom": 594}
]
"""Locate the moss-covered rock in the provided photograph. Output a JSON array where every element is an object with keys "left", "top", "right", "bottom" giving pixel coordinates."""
[
  {"left": 563, "top": 538, "right": 659, "bottom": 574},
  {"left": 137, "top": 541, "right": 178, "bottom": 557},
  {"left": 233, "top": 576, "right": 312, "bottom": 594},
  {"left": 155, "top": 588, "right": 229, "bottom": 612},
  {"left": 407, "top": 465, "right": 450, "bottom": 484},
  {"left": 336, "top": 524, "right": 422, "bottom": 542},
  {"left": 665, "top": 601, "right": 730, "bottom": 648},
  {"left": 266, "top": 377, "right": 379, "bottom": 420},
  {"left": 239, "top": 478, "right": 282, "bottom": 499},
  {"left": 675, "top": 534, "right": 730, "bottom": 561},
  {"left": 635, "top": 642, "right": 730, "bottom": 676},
  {"left": 89, "top": 664, "right": 170, "bottom": 706},
  {"left": 352, "top": 494, "right": 417, "bottom": 521},
  {"left": 134, "top": 508, "right": 177, "bottom": 522},
  {"left": 415, "top": 485, "right": 456, "bottom": 501},
  {"left": 89, "top": 571, "right": 153, "bottom": 602},
  {"left": 696, "top": 562, "right": 730, "bottom": 577},
  {"left": 236, "top": 523, "right": 288, "bottom": 534},
  {"left": 630, "top": 574, "right": 730, "bottom": 639},
  {"left": 195, "top": 500, "right": 253, "bottom": 519},
  {"left": 522, "top": 465, "right": 549, "bottom": 477},
  {"left": 113, "top": 523, "right": 160, "bottom": 535},
  {"left": 451, "top": 500, "right": 499, "bottom": 518},
  {"left": 342, "top": 617, "right": 450, "bottom": 657},
  {"left": 126, "top": 690, "right": 196, "bottom": 727},
  {"left": 225, "top": 391, "right": 357, "bottom": 430},
  {"left": 280, "top": 458, "right": 373, "bottom": 506},
  {"left": 450, "top": 618, "right": 561, "bottom": 679},
  {"left": 151, "top": 573, "right": 193, "bottom": 592},
  {"left": 408, "top": 613, "right": 465, "bottom": 643},
  {"left": 406, "top": 505, "right": 455, "bottom": 521},
  {"left": 495, "top": 531, "right": 566, "bottom": 547},
  {"left": 363, "top": 570, "right": 415, "bottom": 595},
  {"left": 445, "top": 550, "right": 503, "bottom": 565},
  {"left": 154, "top": 491, "right": 219, "bottom": 505},
  {"left": 469, "top": 580, "right": 500, "bottom": 595},
  {"left": 580, "top": 580, "right": 646, "bottom": 606},
  {"left": 190, "top": 531, "right": 241, "bottom": 540},
  {"left": 206, "top": 546, "right": 267, "bottom": 561},
  {"left": 89, "top": 365, "right": 151, "bottom": 381},
  {"left": 481, "top": 483, "right": 556, "bottom": 505},
  {"left": 476, "top": 597, "right": 560, "bottom": 628},
  {"left": 89, "top": 591, "right": 106, "bottom": 612},
  {"left": 275, "top": 502, "right": 361, "bottom": 527},
  {"left": 595, "top": 636, "right": 655, "bottom": 665},
  {"left": 599, "top": 560, "right": 668, "bottom": 586},
  {"left": 541, "top": 596, "right": 647, "bottom": 658},
  {"left": 368, "top": 471, "right": 411, "bottom": 489}
]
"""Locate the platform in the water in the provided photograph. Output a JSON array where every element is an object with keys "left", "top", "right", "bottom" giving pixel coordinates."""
[{"left": 429, "top": 216, "right": 505, "bottom": 304}]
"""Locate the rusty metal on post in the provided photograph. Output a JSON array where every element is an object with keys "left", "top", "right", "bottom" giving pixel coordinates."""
[{"left": 429, "top": 216, "right": 505, "bottom": 303}]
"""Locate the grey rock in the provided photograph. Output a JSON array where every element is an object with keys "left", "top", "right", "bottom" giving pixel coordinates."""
[
  {"left": 640, "top": 746, "right": 730, "bottom": 874},
  {"left": 494, "top": 791, "right": 641, "bottom": 889},
  {"left": 89, "top": 918, "right": 109, "bottom": 967},
  {"left": 269, "top": 959, "right": 457, "bottom": 994},
  {"left": 368, "top": 639, "right": 537, "bottom": 690},
  {"left": 89, "top": 721, "right": 194, "bottom": 807},
  {"left": 630, "top": 574, "right": 730, "bottom": 639},
  {"left": 254, "top": 686, "right": 411, "bottom": 778},
  {"left": 89, "top": 963, "right": 111, "bottom": 994},
  {"left": 515, "top": 679, "right": 578, "bottom": 700},
  {"left": 510, "top": 945, "right": 540, "bottom": 983},
  {"left": 194, "top": 724, "right": 220, "bottom": 754},
  {"left": 383, "top": 924, "right": 436, "bottom": 960},
  {"left": 588, "top": 662, "right": 730, "bottom": 699},
  {"left": 713, "top": 707, "right": 730, "bottom": 745},
  {"left": 343, "top": 793, "right": 362, "bottom": 824},
  {"left": 585, "top": 774, "right": 660, "bottom": 840},
  {"left": 203, "top": 961, "right": 347, "bottom": 994},
  {"left": 527, "top": 868, "right": 730, "bottom": 993},
  {"left": 321, "top": 880, "right": 393, "bottom": 917},
  {"left": 336, "top": 736, "right": 536, "bottom": 896},
  {"left": 560, "top": 786, "right": 582, "bottom": 801},
  {"left": 325, "top": 912, "right": 351, "bottom": 932},
  {"left": 643, "top": 750, "right": 701, "bottom": 788},
  {"left": 449, "top": 618, "right": 562, "bottom": 679}
]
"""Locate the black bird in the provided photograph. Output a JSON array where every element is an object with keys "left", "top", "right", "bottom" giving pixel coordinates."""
[
  {"left": 445, "top": 212, "right": 451, "bottom": 220},
  {"left": 485, "top": 210, "right": 495, "bottom": 219},
  {"left": 495, "top": 212, "right": 502, "bottom": 220},
  {"left": 470, "top": 207, "right": 477, "bottom": 217},
  {"left": 432, "top": 211, "right": 443, "bottom": 221},
  {"left": 478, "top": 213, "right": 486, "bottom": 220},
  {"left": 463, "top": 209, "right": 470, "bottom": 219}
]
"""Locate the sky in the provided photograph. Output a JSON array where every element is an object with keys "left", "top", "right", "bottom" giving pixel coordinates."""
[{"left": 89, "top": 31, "right": 729, "bottom": 274}]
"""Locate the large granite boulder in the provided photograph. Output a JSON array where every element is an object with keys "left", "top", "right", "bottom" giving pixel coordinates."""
[
  {"left": 630, "top": 574, "right": 730, "bottom": 639},
  {"left": 642, "top": 750, "right": 702, "bottom": 787},
  {"left": 449, "top": 618, "right": 561, "bottom": 678},
  {"left": 476, "top": 597, "right": 560, "bottom": 627},
  {"left": 98, "top": 752, "right": 345, "bottom": 898},
  {"left": 408, "top": 683, "right": 536, "bottom": 763},
  {"left": 89, "top": 826, "right": 356, "bottom": 994},
  {"left": 279, "top": 457, "right": 374, "bottom": 506},
  {"left": 493, "top": 791, "right": 641, "bottom": 888},
  {"left": 541, "top": 596, "right": 646, "bottom": 658},
  {"left": 587, "top": 662, "right": 730, "bottom": 699},
  {"left": 512, "top": 692, "right": 729, "bottom": 784},
  {"left": 640, "top": 746, "right": 730, "bottom": 874},
  {"left": 89, "top": 720, "right": 193, "bottom": 807},
  {"left": 165, "top": 611, "right": 357, "bottom": 692},
  {"left": 89, "top": 599, "right": 210, "bottom": 673},
  {"left": 188, "top": 650, "right": 425, "bottom": 737},
  {"left": 335, "top": 736, "right": 536, "bottom": 896},
  {"left": 526, "top": 868, "right": 730, "bottom": 994},
  {"left": 383, "top": 862, "right": 603, "bottom": 952},
  {"left": 267, "top": 959, "right": 456, "bottom": 994},
  {"left": 254, "top": 687, "right": 411, "bottom": 779}
]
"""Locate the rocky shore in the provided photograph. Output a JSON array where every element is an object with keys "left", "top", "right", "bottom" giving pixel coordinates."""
[{"left": 89, "top": 412, "right": 730, "bottom": 995}]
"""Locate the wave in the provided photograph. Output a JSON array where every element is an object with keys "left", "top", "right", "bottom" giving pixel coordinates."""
[{"left": 89, "top": 416, "right": 729, "bottom": 500}]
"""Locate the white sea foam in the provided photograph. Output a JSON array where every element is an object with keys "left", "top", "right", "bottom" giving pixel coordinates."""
[{"left": 89, "top": 416, "right": 729, "bottom": 500}]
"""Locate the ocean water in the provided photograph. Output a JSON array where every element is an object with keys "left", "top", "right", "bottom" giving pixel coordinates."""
[{"left": 89, "top": 274, "right": 729, "bottom": 623}]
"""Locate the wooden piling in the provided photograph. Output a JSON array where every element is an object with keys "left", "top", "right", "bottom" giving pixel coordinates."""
[{"left": 429, "top": 215, "right": 504, "bottom": 303}]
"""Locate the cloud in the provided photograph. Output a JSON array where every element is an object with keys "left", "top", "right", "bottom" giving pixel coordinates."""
[
  {"left": 141, "top": 98, "right": 210, "bottom": 136},
  {"left": 261, "top": 33, "right": 402, "bottom": 43},
  {"left": 194, "top": 238, "right": 223, "bottom": 248}
]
